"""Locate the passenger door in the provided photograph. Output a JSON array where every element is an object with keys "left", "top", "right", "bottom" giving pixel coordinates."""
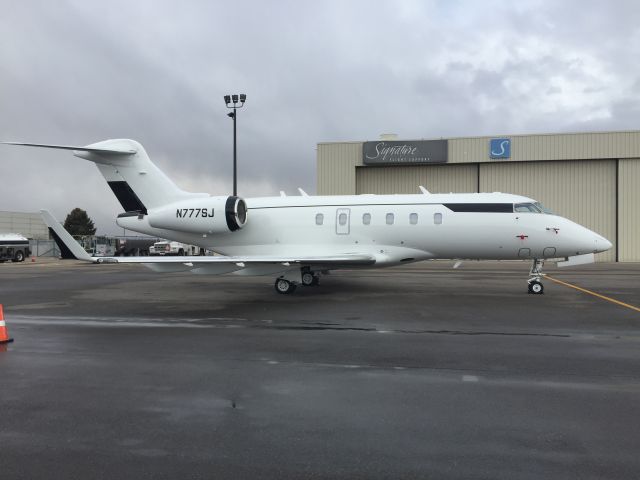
[{"left": 335, "top": 208, "right": 351, "bottom": 235}]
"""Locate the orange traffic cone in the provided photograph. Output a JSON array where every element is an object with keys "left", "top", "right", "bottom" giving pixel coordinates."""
[{"left": 0, "top": 304, "right": 14, "bottom": 344}]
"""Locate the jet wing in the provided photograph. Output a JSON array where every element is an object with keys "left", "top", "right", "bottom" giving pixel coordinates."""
[
  {"left": 98, "top": 253, "right": 375, "bottom": 275},
  {"left": 41, "top": 210, "right": 375, "bottom": 275}
]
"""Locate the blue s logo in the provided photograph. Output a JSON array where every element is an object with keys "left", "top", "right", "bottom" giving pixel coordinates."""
[{"left": 490, "top": 138, "right": 511, "bottom": 159}]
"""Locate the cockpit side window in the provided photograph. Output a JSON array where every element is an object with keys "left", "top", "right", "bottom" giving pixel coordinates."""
[
  {"left": 534, "top": 202, "right": 555, "bottom": 214},
  {"left": 514, "top": 203, "right": 542, "bottom": 213}
]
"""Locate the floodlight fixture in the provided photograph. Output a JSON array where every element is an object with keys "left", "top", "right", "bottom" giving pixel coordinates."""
[{"left": 223, "top": 93, "right": 248, "bottom": 196}]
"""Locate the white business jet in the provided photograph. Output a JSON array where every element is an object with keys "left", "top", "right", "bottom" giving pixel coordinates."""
[{"left": 2, "top": 139, "right": 612, "bottom": 294}]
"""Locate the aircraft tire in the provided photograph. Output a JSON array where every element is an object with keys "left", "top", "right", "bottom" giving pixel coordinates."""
[
  {"left": 301, "top": 272, "right": 315, "bottom": 286},
  {"left": 528, "top": 281, "right": 544, "bottom": 294},
  {"left": 275, "top": 278, "right": 296, "bottom": 294}
]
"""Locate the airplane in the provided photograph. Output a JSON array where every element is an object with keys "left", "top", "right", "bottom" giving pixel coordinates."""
[{"left": 2, "top": 139, "right": 612, "bottom": 294}]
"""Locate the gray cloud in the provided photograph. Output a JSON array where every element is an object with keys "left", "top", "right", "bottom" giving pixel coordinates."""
[{"left": 1, "top": 0, "right": 639, "bottom": 233}]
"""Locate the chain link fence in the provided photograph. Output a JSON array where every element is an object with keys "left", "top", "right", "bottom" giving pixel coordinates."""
[{"left": 29, "top": 239, "right": 61, "bottom": 258}]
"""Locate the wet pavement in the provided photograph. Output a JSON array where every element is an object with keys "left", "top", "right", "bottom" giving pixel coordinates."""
[{"left": 1, "top": 259, "right": 639, "bottom": 479}]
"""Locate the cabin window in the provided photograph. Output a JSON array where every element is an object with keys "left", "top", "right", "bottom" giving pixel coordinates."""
[
  {"left": 315, "top": 213, "right": 324, "bottom": 225},
  {"left": 434, "top": 213, "right": 442, "bottom": 225},
  {"left": 409, "top": 213, "right": 418, "bottom": 225},
  {"left": 338, "top": 213, "right": 347, "bottom": 226},
  {"left": 386, "top": 213, "right": 394, "bottom": 225},
  {"left": 362, "top": 213, "right": 371, "bottom": 225}
]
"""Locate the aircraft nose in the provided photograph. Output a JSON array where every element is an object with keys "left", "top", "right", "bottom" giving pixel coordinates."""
[{"left": 595, "top": 235, "right": 613, "bottom": 253}]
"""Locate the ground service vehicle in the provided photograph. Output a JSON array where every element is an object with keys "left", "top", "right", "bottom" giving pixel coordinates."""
[
  {"left": 149, "top": 240, "right": 201, "bottom": 256},
  {"left": 115, "top": 237, "right": 157, "bottom": 256},
  {"left": 0, "top": 233, "right": 31, "bottom": 262}
]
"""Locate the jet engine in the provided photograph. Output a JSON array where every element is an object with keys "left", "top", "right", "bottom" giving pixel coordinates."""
[{"left": 147, "top": 196, "right": 247, "bottom": 234}]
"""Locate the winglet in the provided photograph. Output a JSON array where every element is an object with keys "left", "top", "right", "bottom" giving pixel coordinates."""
[{"left": 40, "top": 210, "right": 94, "bottom": 262}]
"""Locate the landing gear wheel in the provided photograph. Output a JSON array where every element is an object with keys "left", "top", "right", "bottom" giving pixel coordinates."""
[
  {"left": 528, "top": 281, "right": 544, "bottom": 294},
  {"left": 301, "top": 272, "right": 316, "bottom": 286},
  {"left": 527, "top": 258, "right": 545, "bottom": 295},
  {"left": 275, "top": 278, "right": 297, "bottom": 294}
]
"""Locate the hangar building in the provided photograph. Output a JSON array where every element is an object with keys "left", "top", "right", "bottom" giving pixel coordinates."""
[
  {"left": 0, "top": 211, "right": 49, "bottom": 240},
  {"left": 317, "top": 130, "right": 640, "bottom": 262}
]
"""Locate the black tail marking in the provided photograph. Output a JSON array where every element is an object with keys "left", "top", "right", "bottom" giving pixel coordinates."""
[{"left": 107, "top": 181, "right": 147, "bottom": 214}]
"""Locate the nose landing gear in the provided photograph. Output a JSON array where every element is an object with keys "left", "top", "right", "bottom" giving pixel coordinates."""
[{"left": 527, "top": 259, "right": 545, "bottom": 294}]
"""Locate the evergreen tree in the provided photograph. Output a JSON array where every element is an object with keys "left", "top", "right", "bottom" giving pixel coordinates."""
[{"left": 63, "top": 208, "right": 97, "bottom": 236}]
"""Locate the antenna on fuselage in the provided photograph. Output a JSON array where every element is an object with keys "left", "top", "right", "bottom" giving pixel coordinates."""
[
  {"left": 418, "top": 185, "right": 430, "bottom": 195},
  {"left": 279, "top": 191, "right": 286, "bottom": 197},
  {"left": 297, "top": 188, "right": 309, "bottom": 197}
]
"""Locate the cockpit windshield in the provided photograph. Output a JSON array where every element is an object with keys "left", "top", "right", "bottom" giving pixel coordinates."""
[
  {"left": 534, "top": 202, "right": 555, "bottom": 214},
  {"left": 514, "top": 202, "right": 555, "bottom": 214}
]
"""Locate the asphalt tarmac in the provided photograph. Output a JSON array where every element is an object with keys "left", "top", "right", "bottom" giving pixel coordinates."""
[{"left": 1, "top": 259, "right": 639, "bottom": 479}]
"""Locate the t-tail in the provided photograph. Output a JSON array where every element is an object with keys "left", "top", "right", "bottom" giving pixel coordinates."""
[
  {"left": 2, "top": 139, "right": 249, "bottom": 237},
  {"left": 1, "top": 139, "right": 208, "bottom": 214}
]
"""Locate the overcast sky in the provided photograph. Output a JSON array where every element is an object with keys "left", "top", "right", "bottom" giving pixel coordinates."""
[{"left": 1, "top": 0, "right": 639, "bottom": 233}]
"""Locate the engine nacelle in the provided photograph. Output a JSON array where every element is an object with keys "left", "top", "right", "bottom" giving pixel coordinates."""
[{"left": 147, "top": 196, "right": 247, "bottom": 234}]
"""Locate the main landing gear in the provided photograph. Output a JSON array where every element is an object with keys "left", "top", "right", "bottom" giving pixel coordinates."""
[
  {"left": 301, "top": 271, "right": 320, "bottom": 287},
  {"left": 275, "top": 278, "right": 297, "bottom": 294},
  {"left": 527, "top": 258, "right": 545, "bottom": 294},
  {"left": 274, "top": 269, "right": 320, "bottom": 294}
]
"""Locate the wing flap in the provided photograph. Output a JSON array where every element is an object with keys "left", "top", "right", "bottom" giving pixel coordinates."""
[{"left": 103, "top": 254, "right": 375, "bottom": 266}]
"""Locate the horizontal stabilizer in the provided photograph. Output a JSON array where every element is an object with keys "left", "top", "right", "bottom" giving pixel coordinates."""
[{"left": 1, "top": 141, "right": 136, "bottom": 155}]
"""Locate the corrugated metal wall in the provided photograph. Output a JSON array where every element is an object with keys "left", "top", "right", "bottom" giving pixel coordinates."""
[
  {"left": 0, "top": 211, "right": 49, "bottom": 239},
  {"left": 618, "top": 159, "right": 640, "bottom": 261},
  {"left": 317, "top": 143, "right": 361, "bottom": 195},
  {"left": 356, "top": 164, "right": 477, "bottom": 194},
  {"left": 480, "top": 160, "right": 616, "bottom": 261},
  {"left": 450, "top": 131, "right": 640, "bottom": 163}
]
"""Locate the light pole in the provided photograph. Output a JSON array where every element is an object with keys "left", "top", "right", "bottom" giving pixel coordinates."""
[{"left": 224, "top": 93, "right": 247, "bottom": 196}]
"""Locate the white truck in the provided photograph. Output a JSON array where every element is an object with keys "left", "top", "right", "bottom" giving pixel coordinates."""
[
  {"left": 149, "top": 240, "right": 203, "bottom": 256},
  {"left": 0, "top": 233, "right": 31, "bottom": 262}
]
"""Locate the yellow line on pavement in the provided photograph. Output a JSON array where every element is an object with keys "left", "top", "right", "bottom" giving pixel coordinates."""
[{"left": 546, "top": 275, "right": 640, "bottom": 313}]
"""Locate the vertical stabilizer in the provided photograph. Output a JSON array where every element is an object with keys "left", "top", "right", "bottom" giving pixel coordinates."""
[{"left": 74, "top": 139, "right": 207, "bottom": 212}]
